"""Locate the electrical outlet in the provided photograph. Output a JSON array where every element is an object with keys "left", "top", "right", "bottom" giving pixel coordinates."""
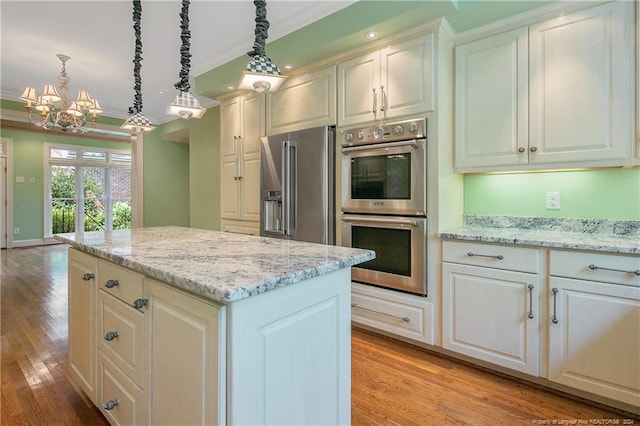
[
  {"left": 14, "top": 228, "right": 20, "bottom": 235},
  {"left": 546, "top": 192, "right": 560, "bottom": 210},
  {"left": 29, "top": 177, "right": 36, "bottom": 183}
]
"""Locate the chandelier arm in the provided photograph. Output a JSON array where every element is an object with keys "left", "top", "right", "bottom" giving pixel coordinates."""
[
  {"left": 174, "top": 0, "right": 192, "bottom": 92},
  {"left": 132, "top": 0, "right": 144, "bottom": 114},
  {"left": 247, "top": 0, "right": 269, "bottom": 58}
]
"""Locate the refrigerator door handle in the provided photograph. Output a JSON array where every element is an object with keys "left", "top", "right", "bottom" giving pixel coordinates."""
[
  {"left": 238, "top": 136, "right": 244, "bottom": 180},
  {"left": 289, "top": 141, "right": 297, "bottom": 234},
  {"left": 282, "top": 141, "right": 290, "bottom": 235},
  {"left": 234, "top": 136, "right": 240, "bottom": 180}
]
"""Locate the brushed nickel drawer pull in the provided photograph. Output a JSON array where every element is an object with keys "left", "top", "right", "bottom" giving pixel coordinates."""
[
  {"left": 588, "top": 264, "right": 640, "bottom": 276},
  {"left": 104, "top": 331, "right": 119, "bottom": 341},
  {"left": 105, "top": 279, "right": 119, "bottom": 288},
  {"left": 351, "top": 303, "right": 410, "bottom": 323},
  {"left": 82, "top": 273, "right": 94, "bottom": 281},
  {"left": 551, "top": 288, "right": 559, "bottom": 324},
  {"left": 467, "top": 252, "right": 504, "bottom": 260},
  {"left": 527, "top": 284, "right": 534, "bottom": 319},
  {"left": 104, "top": 399, "right": 119, "bottom": 410}
]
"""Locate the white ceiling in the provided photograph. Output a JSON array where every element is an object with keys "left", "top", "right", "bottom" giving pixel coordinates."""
[{"left": 1, "top": 0, "right": 356, "bottom": 125}]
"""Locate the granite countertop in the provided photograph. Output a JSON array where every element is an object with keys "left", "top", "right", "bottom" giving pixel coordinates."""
[
  {"left": 439, "top": 216, "right": 639, "bottom": 255},
  {"left": 55, "top": 226, "right": 375, "bottom": 303}
]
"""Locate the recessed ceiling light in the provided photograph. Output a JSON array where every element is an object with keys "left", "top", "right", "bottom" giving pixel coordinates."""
[
  {"left": 365, "top": 31, "right": 378, "bottom": 40},
  {"left": 284, "top": 64, "right": 293, "bottom": 70},
  {"left": 159, "top": 91, "right": 164, "bottom": 95},
  {"left": 227, "top": 85, "right": 234, "bottom": 90}
]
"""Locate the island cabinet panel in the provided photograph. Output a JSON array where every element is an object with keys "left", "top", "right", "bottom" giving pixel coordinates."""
[
  {"left": 227, "top": 268, "right": 351, "bottom": 426},
  {"left": 148, "top": 279, "right": 226, "bottom": 426},
  {"left": 68, "top": 249, "right": 98, "bottom": 403},
  {"left": 266, "top": 65, "right": 336, "bottom": 135}
]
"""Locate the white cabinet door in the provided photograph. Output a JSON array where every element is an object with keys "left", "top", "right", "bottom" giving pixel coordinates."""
[
  {"left": 148, "top": 279, "right": 226, "bottom": 426},
  {"left": 380, "top": 34, "right": 434, "bottom": 120},
  {"left": 548, "top": 277, "right": 640, "bottom": 407},
  {"left": 455, "top": 27, "right": 528, "bottom": 170},
  {"left": 529, "top": 1, "right": 633, "bottom": 166},
  {"left": 68, "top": 248, "right": 98, "bottom": 403},
  {"left": 220, "top": 93, "right": 264, "bottom": 227},
  {"left": 337, "top": 51, "right": 379, "bottom": 127},
  {"left": 442, "top": 262, "right": 539, "bottom": 375},
  {"left": 267, "top": 66, "right": 337, "bottom": 135}
]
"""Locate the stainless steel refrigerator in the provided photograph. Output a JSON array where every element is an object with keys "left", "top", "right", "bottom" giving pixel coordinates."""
[{"left": 260, "top": 126, "right": 335, "bottom": 245}]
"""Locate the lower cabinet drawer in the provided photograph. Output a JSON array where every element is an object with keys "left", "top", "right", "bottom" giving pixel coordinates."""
[
  {"left": 98, "top": 290, "right": 145, "bottom": 387},
  {"left": 351, "top": 282, "right": 433, "bottom": 344},
  {"left": 98, "top": 354, "right": 147, "bottom": 426},
  {"left": 550, "top": 250, "right": 640, "bottom": 286}
]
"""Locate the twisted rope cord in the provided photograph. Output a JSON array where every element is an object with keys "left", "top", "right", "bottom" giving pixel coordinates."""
[
  {"left": 247, "top": 0, "right": 269, "bottom": 58},
  {"left": 130, "top": 0, "right": 144, "bottom": 114},
  {"left": 175, "top": 0, "right": 192, "bottom": 92}
]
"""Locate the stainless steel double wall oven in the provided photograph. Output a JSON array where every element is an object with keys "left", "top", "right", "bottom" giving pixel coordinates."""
[{"left": 341, "top": 118, "right": 428, "bottom": 295}]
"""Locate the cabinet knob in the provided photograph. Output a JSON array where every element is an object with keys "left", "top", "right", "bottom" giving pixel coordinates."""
[
  {"left": 82, "top": 273, "right": 95, "bottom": 281},
  {"left": 530, "top": 146, "right": 538, "bottom": 152},
  {"left": 132, "top": 298, "right": 149, "bottom": 310},
  {"left": 518, "top": 147, "right": 525, "bottom": 153},
  {"left": 104, "top": 331, "right": 119, "bottom": 341},
  {"left": 104, "top": 400, "right": 119, "bottom": 410},
  {"left": 105, "top": 279, "right": 119, "bottom": 289}
]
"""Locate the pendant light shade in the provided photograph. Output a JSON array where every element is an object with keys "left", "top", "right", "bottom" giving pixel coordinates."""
[
  {"left": 122, "top": 0, "right": 155, "bottom": 133},
  {"left": 166, "top": 0, "right": 206, "bottom": 119},
  {"left": 237, "top": 0, "right": 287, "bottom": 93}
]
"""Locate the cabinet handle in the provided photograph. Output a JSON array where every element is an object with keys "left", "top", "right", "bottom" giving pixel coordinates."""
[
  {"left": 371, "top": 88, "right": 377, "bottom": 114},
  {"left": 82, "top": 273, "right": 94, "bottom": 281},
  {"left": 104, "top": 331, "right": 119, "bottom": 341},
  {"left": 588, "top": 264, "right": 640, "bottom": 276},
  {"left": 527, "top": 284, "right": 534, "bottom": 319},
  {"left": 551, "top": 287, "right": 559, "bottom": 324},
  {"left": 105, "top": 279, "right": 119, "bottom": 289},
  {"left": 104, "top": 400, "right": 119, "bottom": 410},
  {"left": 132, "top": 298, "right": 149, "bottom": 310},
  {"left": 351, "top": 303, "right": 410, "bottom": 323},
  {"left": 530, "top": 146, "right": 537, "bottom": 152},
  {"left": 467, "top": 252, "right": 504, "bottom": 260},
  {"left": 380, "top": 86, "right": 386, "bottom": 112},
  {"left": 518, "top": 147, "right": 525, "bottom": 153}
]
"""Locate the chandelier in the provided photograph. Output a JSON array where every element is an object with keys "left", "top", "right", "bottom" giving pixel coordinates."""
[{"left": 19, "top": 54, "right": 102, "bottom": 132}]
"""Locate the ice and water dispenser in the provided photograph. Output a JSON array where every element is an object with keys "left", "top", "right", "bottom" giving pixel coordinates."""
[{"left": 263, "top": 191, "right": 283, "bottom": 234}]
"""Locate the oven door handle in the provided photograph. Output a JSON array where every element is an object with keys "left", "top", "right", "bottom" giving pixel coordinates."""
[
  {"left": 341, "top": 139, "right": 424, "bottom": 153},
  {"left": 341, "top": 215, "right": 421, "bottom": 227}
]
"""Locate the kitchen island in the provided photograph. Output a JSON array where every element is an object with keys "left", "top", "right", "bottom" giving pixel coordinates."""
[{"left": 55, "top": 226, "right": 374, "bottom": 425}]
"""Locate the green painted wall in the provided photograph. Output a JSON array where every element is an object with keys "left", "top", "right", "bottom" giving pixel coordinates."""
[
  {"left": 464, "top": 169, "right": 640, "bottom": 220},
  {"left": 189, "top": 106, "right": 220, "bottom": 231},
  {"left": 0, "top": 128, "right": 128, "bottom": 241},
  {"left": 142, "top": 126, "right": 190, "bottom": 227}
]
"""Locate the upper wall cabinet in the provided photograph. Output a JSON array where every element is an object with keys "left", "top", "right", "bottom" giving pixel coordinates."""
[
  {"left": 455, "top": 1, "right": 634, "bottom": 172},
  {"left": 338, "top": 34, "right": 435, "bottom": 127},
  {"left": 266, "top": 66, "right": 336, "bottom": 136}
]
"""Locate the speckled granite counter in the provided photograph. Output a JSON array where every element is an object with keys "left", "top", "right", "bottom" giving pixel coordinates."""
[
  {"left": 439, "top": 216, "right": 639, "bottom": 255},
  {"left": 55, "top": 226, "right": 375, "bottom": 303}
]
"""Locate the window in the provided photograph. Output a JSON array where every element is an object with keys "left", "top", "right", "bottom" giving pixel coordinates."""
[{"left": 45, "top": 144, "right": 132, "bottom": 236}]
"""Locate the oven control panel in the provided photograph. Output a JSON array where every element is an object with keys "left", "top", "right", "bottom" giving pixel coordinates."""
[{"left": 341, "top": 118, "right": 427, "bottom": 146}]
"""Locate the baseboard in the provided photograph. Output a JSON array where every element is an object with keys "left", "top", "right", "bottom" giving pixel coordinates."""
[{"left": 11, "top": 238, "right": 63, "bottom": 248}]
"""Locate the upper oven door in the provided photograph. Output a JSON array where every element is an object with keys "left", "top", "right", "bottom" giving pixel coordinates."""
[{"left": 341, "top": 139, "right": 426, "bottom": 215}]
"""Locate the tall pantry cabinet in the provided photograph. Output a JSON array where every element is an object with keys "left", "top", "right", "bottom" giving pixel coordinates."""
[{"left": 220, "top": 93, "right": 264, "bottom": 235}]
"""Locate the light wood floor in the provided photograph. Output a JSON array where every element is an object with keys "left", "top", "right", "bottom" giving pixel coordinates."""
[{"left": 1, "top": 245, "right": 637, "bottom": 425}]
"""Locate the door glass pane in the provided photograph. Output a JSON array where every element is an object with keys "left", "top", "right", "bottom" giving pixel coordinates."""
[
  {"left": 352, "top": 226, "right": 411, "bottom": 276},
  {"left": 351, "top": 153, "right": 411, "bottom": 200},
  {"left": 50, "top": 148, "right": 77, "bottom": 160},
  {"left": 83, "top": 151, "right": 107, "bottom": 161},
  {"left": 111, "top": 168, "right": 131, "bottom": 230},
  {"left": 83, "top": 167, "right": 106, "bottom": 231},
  {"left": 51, "top": 165, "right": 76, "bottom": 234}
]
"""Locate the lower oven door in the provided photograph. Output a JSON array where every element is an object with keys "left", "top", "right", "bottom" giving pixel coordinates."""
[{"left": 341, "top": 214, "right": 426, "bottom": 295}]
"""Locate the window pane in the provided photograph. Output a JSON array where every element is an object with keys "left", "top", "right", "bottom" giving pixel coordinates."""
[
  {"left": 84, "top": 199, "right": 105, "bottom": 231},
  {"left": 111, "top": 153, "right": 132, "bottom": 163},
  {"left": 112, "top": 200, "right": 131, "bottom": 230},
  {"left": 50, "top": 148, "right": 77, "bottom": 160},
  {"left": 83, "top": 151, "right": 107, "bottom": 161},
  {"left": 51, "top": 165, "right": 76, "bottom": 234},
  {"left": 83, "top": 167, "right": 106, "bottom": 231},
  {"left": 84, "top": 167, "right": 106, "bottom": 199},
  {"left": 111, "top": 168, "right": 131, "bottom": 230}
]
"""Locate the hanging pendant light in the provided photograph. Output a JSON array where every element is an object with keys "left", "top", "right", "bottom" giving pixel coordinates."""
[
  {"left": 166, "top": 0, "right": 206, "bottom": 119},
  {"left": 122, "top": 0, "right": 155, "bottom": 133},
  {"left": 237, "top": 0, "right": 288, "bottom": 93}
]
